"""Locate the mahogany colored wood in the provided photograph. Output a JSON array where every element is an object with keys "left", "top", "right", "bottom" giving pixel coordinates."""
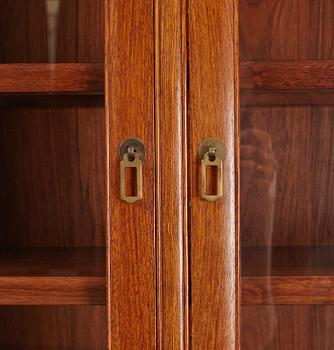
[
  {"left": 239, "top": 0, "right": 334, "bottom": 60},
  {"left": 0, "top": 248, "right": 105, "bottom": 305},
  {"left": 242, "top": 247, "right": 334, "bottom": 305},
  {"left": 242, "top": 306, "right": 334, "bottom": 350},
  {"left": 242, "top": 247, "right": 334, "bottom": 277},
  {"left": 188, "top": 0, "right": 239, "bottom": 348},
  {"left": 0, "top": 106, "right": 105, "bottom": 247},
  {"left": 0, "top": 306, "right": 106, "bottom": 349},
  {"left": 0, "top": 63, "right": 104, "bottom": 93},
  {"left": 0, "top": 0, "right": 104, "bottom": 63},
  {"left": 240, "top": 61, "right": 334, "bottom": 90},
  {"left": 105, "top": 0, "right": 155, "bottom": 348},
  {"left": 0, "top": 248, "right": 105, "bottom": 277},
  {"left": 241, "top": 107, "right": 334, "bottom": 247},
  {"left": 0, "top": 276, "right": 105, "bottom": 305},
  {"left": 241, "top": 90, "right": 334, "bottom": 106},
  {"left": 242, "top": 276, "right": 334, "bottom": 306},
  {"left": 155, "top": 0, "right": 188, "bottom": 348}
]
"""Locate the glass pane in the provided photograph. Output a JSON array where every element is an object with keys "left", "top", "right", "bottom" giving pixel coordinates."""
[
  {"left": 240, "top": 1, "right": 334, "bottom": 349},
  {"left": 0, "top": 0, "right": 104, "bottom": 63}
]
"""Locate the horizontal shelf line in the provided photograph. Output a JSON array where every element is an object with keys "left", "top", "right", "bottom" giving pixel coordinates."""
[
  {"left": 0, "top": 248, "right": 106, "bottom": 305},
  {"left": 242, "top": 247, "right": 334, "bottom": 305},
  {"left": 241, "top": 90, "right": 334, "bottom": 106},
  {"left": 240, "top": 60, "right": 334, "bottom": 91},
  {"left": 242, "top": 276, "right": 334, "bottom": 306},
  {"left": 0, "top": 276, "right": 106, "bottom": 305},
  {"left": 0, "top": 63, "right": 104, "bottom": 93}
]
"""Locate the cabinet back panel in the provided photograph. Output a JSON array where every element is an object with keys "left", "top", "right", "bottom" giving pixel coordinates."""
[
  {"left": 241, "top": 106, "right": 334, "bottom": 246},
  {"left": 0, "top": 306, "right": 106, "bottom": 349},
  {"left": 0, "top": 0, "right": 104, "bottom": 63},
  {"left": 242, "top": 305, "right": 334, "bottom": 350},
  {"left": 0, "top": 105, "right": 105, "bottom": 247},
  {"left": 240, "top": 0, "right": 334, "bottom": 60}
]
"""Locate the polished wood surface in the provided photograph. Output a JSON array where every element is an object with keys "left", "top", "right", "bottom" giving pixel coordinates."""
[
  {"left": 0, "top": 306, "right": 106, "bottom": 349},
  {"left": 241, "top": 107, "right": 334, "bottom": 247},
  {"left": 240, "top": 0, "right": 334, "bottom": 60},
  {"left": 188, "top": 0, "right": 239, "bottom": 348},
  {"left": 155, "top": 0, "right": 188, "bottom": 348},
  {"left": 0, "top": 105, "right": 105, "bottom": 247},
  {"left": 240, "top": 0, "right": 334, "bottom": 348},
  {"left": 242, "top": 247, "right": 334, "bottom": 305},
  {"left": 240, "top": 61, "right": 334, "bottom": 90},
  {"left": 0, "top": 248, "right": 105, "bottom": 277},
  {"left": 0, "top": 0, "right": 104, "bottom": 63},
  {"left": 241, "top": 90, "right": 334, "bottom": 107},
  {"left": 0, "top": 63, "right": 104, "bottom": 93},
  {"left": 105, "top": 0, "right": 155, "bottom": 348},
  {"left": 0, "top": 276, "right": 105, "bottom": 305},
  {"left": 0, "top": 248, "right": 105, "bottom": 305},
  {"left": 242, "top": 306, "right": 334, "bottom": 350},
  {"left": 0, "top": 0, "right": 107, "bottom": 347}
]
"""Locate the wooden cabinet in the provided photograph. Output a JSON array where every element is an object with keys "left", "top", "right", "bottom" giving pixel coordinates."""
[{"left": 1, "top": 0, "right": 333, "bottom": 349}]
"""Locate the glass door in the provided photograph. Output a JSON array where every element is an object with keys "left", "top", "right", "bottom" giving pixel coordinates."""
[{"left": 240, "top": 1, "right": 334, "bottom": 349}]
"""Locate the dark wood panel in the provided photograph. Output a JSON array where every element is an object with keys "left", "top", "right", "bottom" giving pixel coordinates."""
[
  {"left": 241, "top": 90, "right": 334, "bottom": 106},
  {"left": 0, "top": 276, "right": 105, "bottom": 305},
  {"left": 0, "top": 306, "right": 106, "bottom": 349},
  {"left": 0, "top": 248, "right": 105, "bottom": 305},
  {"left": 0, "top": 0, "right": 104, "bottom": 63},
  {"left": 241, "top": 107, "right": 334, "bottom": 246},
  {"left": 242, "top": 247, "right": 334, "bottom": 277},
  {"left": 240, "top": 61, "right": 334, "bottom": 90},
  {"left": 0, "top": 64, "right": 104, "bottom": 93},
  {"left": 242, "top": 247, "right": 334, "bottom": 305},
  {"left": 188, "top": 0, "right": 238, "bottom": 348},
  {"left": 242, "top": 276, "right": 334, "bottom": 305},
  {"left": 242, "top": 306, "right": 334, "bottom": 350},
  {"left": 240, "top": 0, "right": 334, "bottom": 60},
  {"left": 0, "top": 106, "right": 105, "bottom": 247},
  {"left": 155, "top": 0, "right": 188, "bottom": 348},
  {"left": 105, "top": 0, "right": 156, "bottom": 348},
  {"left": 0, "top": 248, "right": 105, "bottom": 277}
]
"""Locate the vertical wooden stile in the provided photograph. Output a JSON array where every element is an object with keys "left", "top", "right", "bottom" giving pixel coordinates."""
[
  {"left": 105, "top": 0, "right": 156, "bottom": 348},
  {"left": 188, "top": 0, "right": 239, "bottom": 349}
]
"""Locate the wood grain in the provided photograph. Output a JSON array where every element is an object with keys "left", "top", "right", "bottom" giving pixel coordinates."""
[
  {"left": 240, "top": 61, "right": 334, "bottom": 90},
  {"left": 0, "top": 306, "right": 106, "bottom": 349},
  {"left": 242, "top": 305, "right": 334, "bottom": 350},
  {"left": 0, "top": 277, "right": 105, "bottom": 305},
  {"left": 240, "top": 107, "right": 334, "bottom": 247},
  {"left": 0, "top": 63, "right": 104, "bottom": 93},
  {"left": 0, "top": 248, "right": 105, "bottom": 277},
  {"left": 155, "top": 0, "right": 188, "bottom": 348},
  {"left": 105, "top": 0, "right": 155, "bottom": 348},
  {"left": 188, "top": 0, "right": 238, "bottom": 348},
  {"left": 242, "top": 276, "right": 334, "bottom": 306},
  {"left": 240, "top": 90, "right": 334, "bottom": 106},
  {"left": 240, "top": 0, "right": 334, "bottom": 60},
  {"left": 242, "top": 247, "right": 334, "bottom": 305},
  {"left": 0, "top": 248, "right": 105, "bottom": 305},
  {"left": 0, "top": 105, "right": 105, "bottom": 247},
  {"left": 0, "top": 0, "right": 104, "bottom": 63}
]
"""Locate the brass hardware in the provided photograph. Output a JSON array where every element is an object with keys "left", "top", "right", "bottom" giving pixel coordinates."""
[
  {"left": 120, "top": 138, "right": 146, "bottom": 203},
  {"left": 199, "top": 138, "right": 226, "bottom": 202}
]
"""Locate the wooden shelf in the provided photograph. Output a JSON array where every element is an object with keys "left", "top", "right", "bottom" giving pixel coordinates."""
[
  {"left": 0, "top": 63, "right": 104, "bottom": 93},
  {"left": 0, "top": 248, "right": 106, "bottom": 305},
  {"left": 242, "top": 247, "right": 334, "bottom": 306},
  {"left": 240, "top": 60, "right": 334, "bottom": 90}
]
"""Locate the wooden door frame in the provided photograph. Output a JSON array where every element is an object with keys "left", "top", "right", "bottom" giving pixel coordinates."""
[{"left": 105, "top": 0, "right": 239, "bottom": 348}]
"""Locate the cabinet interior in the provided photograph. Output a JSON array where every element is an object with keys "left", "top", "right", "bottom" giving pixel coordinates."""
[
  {"left": 0, "top": 1, "right": 106, "bottom": 348},
  {"left": 240, "top": 0, "right": 334, "bottom": 348}
]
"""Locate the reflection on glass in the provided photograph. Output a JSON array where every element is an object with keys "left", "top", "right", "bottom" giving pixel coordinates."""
[{"left": 46, "top": 0, "right": 60, "bottom": 63}]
